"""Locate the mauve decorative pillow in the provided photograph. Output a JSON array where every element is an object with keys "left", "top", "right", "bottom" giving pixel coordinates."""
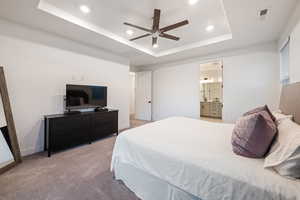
[
  {"left": 232, "top": 111, "right": 277, "bottom": 158},
  {"left": 243, "top": 105, "right": 276, "bottom": 123}
]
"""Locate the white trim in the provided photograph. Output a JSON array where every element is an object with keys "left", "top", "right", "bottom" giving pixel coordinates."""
[
  {"left": 279, "top": 38, "right": 290, "bottom": 84},
  {"left": 278, "top": 1, "right": 300, "bottom": 50},
  {"left": 20, "top": 121, "right": 130, "bottom": 156},
  {"left": 136, "top": 41, "right": 277, "bottom": 71},
  {"left": 155, "top": 34, "right": 232, "bottom": 57},
  {"left": 38, "top": 0, "right": 232, "bottom": 58},
  {"left": 279, "top": 36, "right": 290, "bottom": 52},
  {"left": 38, "top": 1, "right": 154, "bottom": 56}
]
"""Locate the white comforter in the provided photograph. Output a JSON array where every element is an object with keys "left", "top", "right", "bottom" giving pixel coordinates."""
[{"left": 111, "top": 117, "right": 300, "bottom": 200}]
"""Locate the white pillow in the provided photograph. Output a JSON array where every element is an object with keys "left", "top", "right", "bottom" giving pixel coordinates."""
[
  {"left": 264, "top": 118, "right": 300, "bottom": 179},
  {"left": 272, "top": 110, "right": 293, "bottom": 124}
]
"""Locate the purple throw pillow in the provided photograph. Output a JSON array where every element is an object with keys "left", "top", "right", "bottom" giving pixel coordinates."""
[
  {"left": 232, "top": 111, "right": 277, "bottom": 158},
  {"left": 243, "top": 105, "right": 276, "bottom": 123}
]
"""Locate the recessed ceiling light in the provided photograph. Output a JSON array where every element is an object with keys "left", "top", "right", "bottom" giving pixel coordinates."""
[
  {"left": 206, "top": 25, "right": 215, "bottom": 32},
  {"left": 189, "top": 0, "right": 198, "bottom": 5},
  {"left": 80, "top": 5, "right": 90, "bottom": 14},
  {"left": 153, "top": 44, "right": 159, "bottom": 48},
  {"left": 126, "top": 30, "right": 134, "bottom": 36}
]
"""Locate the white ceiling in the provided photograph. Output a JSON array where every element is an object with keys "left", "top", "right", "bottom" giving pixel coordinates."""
[
  {"left": 38, "top": 0, "right": 232, "bottom": 57},
  {"left": 0, "top": 0, "right": 297, "bottom": 67}
]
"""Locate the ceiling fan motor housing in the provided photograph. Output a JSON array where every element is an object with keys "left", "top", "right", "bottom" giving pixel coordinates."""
[{"left": 124, "top": 9, "right": 189, "bottom": 45}]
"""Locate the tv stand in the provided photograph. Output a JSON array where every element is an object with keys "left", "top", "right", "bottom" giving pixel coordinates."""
[
  {"left": 95, "top": 107, "right": 108, "bottom": 112},
  {"left": 44, "top": 109, "right": 118, "bottom": 157},
  {"left": 64, "top": 110, "right": 81, "bottom": 115}
]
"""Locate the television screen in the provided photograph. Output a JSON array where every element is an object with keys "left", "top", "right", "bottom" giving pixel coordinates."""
[{"left": 66, "top": 85, "right": 107, "bottom": 109}]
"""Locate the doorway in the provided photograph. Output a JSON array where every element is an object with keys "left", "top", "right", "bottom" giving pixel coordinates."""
[
  {"left": 199, "top": 61, "right": 223, "bottom": 121},
  {"left": 129, "top": 71, "right": 152, "bottom": 127},
  {"left": 135, "top": 71, "right": 152, "bottom": 121},
  {"left": 129, "top": 72, "right": 136, "bottom": 120}
]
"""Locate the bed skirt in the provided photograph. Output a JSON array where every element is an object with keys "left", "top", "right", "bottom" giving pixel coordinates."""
[{"left": 114, "top": 161, "right": 202, "bottom": 200}]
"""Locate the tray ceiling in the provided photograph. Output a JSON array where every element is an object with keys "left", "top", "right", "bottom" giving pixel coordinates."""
[
  {"left": 0, "top": 0, "right": 297, "bottom": 67},
  {"left": 38, "top": 0, "right": 232, "bottom": 57}
]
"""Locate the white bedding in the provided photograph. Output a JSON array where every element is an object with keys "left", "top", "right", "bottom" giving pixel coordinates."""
[{"left": 111, "top": 117, "right": 300, "bottom": 200}]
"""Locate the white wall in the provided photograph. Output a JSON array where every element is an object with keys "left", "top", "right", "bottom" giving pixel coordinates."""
[
  {"left": 278, "top": 1, "right": 300, "bottom": 49},
  {"left": 153, "top": 64, "right": 200, "bottom": 120},
  {"left": 222, "top": 51, "right": 280, "bottom": 122},
  {"left": 150, "top": 43, "right": 280, "bottom": 122},
  {"left": 289, "top": 20, "right": 300, "bottom": 83},
  {"left": 129, "top": 73, "right": 136, "bottom": 115},
  {"left": 278, "top": 0, "right": 300, "bottom": 83},
  {"left": 0, "top": 22, "right": 130, "bottom": 156}
]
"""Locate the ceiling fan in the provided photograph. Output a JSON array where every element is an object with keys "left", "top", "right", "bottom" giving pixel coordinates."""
[{"left": 124, "top": 9, "right": 189, "bottom": 48}]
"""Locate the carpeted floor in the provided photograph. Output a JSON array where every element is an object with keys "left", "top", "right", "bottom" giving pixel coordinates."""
[{"left": 0, "top": 119, "right": 149, "bottom": 200}]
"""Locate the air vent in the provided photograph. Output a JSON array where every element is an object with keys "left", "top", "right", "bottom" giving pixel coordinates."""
[
  {"left": 259, "top": 9, "right": 269, "bottom": 20},
  {"left": 260, "top": 9, "right": 268, "bottom": 16}
]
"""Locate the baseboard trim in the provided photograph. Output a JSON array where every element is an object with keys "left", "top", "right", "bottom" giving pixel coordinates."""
[
  {"left": 21, "top": 123, "right": 129, "bottom": 156},
  {"left": 0, "top": 161, "right": 16, "bottom": 175},
  {"left": 21, "top": 145, "right": 43, "bottom": 157}
]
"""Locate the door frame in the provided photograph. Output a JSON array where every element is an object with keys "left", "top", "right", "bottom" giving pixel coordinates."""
[
  {"left": 134, "top": 71, "right": 152, "bottom": 121},
  {"left": 199, "top": 60, "right": 224, "bottom": 119}
]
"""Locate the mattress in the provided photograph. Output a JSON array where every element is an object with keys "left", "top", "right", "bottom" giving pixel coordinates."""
[{"left": 111, "top": 117, "right": 300, "bottom": 200}]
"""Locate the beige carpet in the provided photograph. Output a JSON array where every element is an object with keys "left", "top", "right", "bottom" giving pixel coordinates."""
[
  {"left": 130, "top": 119, "right": 150, "bottom": 128},
  {"left": 0, "top": 120, "right": 150, "bottom": 200}
]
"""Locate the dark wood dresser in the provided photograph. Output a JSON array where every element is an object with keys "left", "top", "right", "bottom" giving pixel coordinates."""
[{"left": 44, "top": 109, "right": 118, "bottom": 157}]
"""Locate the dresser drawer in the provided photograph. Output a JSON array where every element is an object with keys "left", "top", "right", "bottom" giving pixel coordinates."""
[
  {"left": 45, "top": 110, "right": 118, "bottom": 157},
  {"left": 91, "top": 111, "right": 118, "bottom": 141},
  {"left": 49, "top": 115, "right": 90, "bottom": 133}
]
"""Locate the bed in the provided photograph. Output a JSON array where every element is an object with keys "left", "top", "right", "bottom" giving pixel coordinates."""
[{"left": 111, "top": 82, "right": 300, "bottom": 200}]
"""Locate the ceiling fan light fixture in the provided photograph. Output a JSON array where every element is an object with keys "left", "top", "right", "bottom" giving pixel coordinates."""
[
  {"left": 80, "top": 5, "right": 90, "bottom": 14},
  {"left": 124, "top": 9, "right": 188, "bottom": 47},
  {"left": 189, "top": 0, "right": 199, "bottom": 5},
  {"left": 206, "top": 25, "right": 215, "bottom": 32},
  {"left": 126, "top": 30, "right": 134, "bottom": 36},
  {"left": 153, "top": 43, "right": 159, "bottom": 48}
]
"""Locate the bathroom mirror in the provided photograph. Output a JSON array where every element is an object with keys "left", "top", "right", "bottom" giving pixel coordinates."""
[{"left": 0, "top": 66, "right": 21, "bottom": 174}]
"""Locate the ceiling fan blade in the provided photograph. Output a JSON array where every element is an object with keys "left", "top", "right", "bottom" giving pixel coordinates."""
[
  {"left": 152, "top": 37, "right": 158, "bottom": 46},
  {"left": 124, "top": 22, "right": 153, "bottom": 33},
  {"left": 152, "top": 9, "right": 161, "bottom": 32},
  {"left": 130, "top": 33, "right": 152, "bottom": 41},
  {"left": 160, "top": 20, "right": 189, "bottom": 32},
  {"left": 159, "top": 33, "right": 180, "bottom": 41}
]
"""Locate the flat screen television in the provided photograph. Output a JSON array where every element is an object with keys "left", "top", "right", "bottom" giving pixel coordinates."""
[{"left": 66, "top": 84, "right": 107, "bottom": 109}]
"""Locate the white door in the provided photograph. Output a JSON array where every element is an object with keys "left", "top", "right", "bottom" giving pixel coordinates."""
[{"left": 135, "top": 71, "right": 152, "bottom": 121}]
